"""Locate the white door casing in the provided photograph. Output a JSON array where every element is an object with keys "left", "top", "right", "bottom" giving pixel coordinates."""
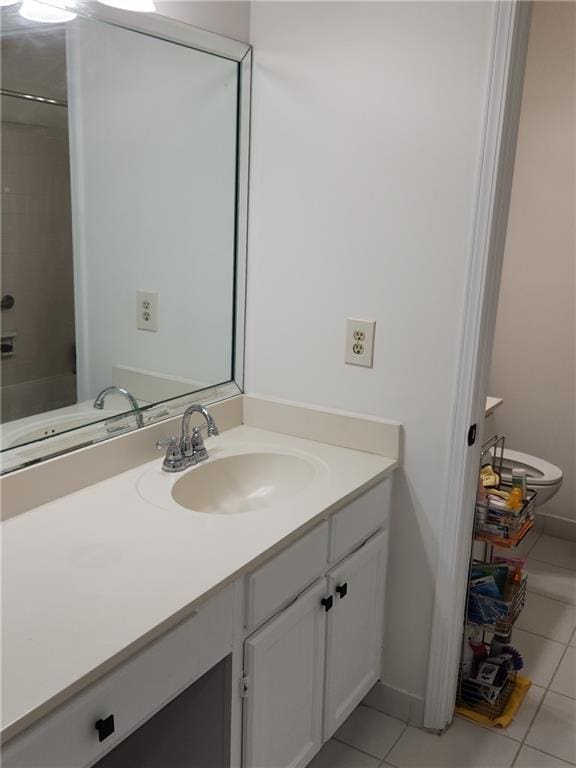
[{"left": 424, "top": 0, "right": 533, "bottom": 731}]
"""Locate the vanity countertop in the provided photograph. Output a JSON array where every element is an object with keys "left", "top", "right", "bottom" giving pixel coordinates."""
[{"left": 1, "top": 425, "right": 397, "bottom": 742}]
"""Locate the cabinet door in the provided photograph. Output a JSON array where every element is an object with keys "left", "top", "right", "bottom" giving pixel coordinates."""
[
  {"left": 243, "top": 579, "right": 327, "bottom": 768},
  {"left": 323, "top": 529, "right": 388, "bottom": 740}
]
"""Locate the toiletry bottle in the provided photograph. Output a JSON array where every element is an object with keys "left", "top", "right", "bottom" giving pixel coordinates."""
[
  {"left": 490, "top": 630, "right": 511, "bottom": 657},
  {"left": 469, "top": 628, "right": 487, "bottom": 676},
  {"left": 506, "top": 486, "right": 523, "bottom": 512},
  {"left": 512, "top": 468, "right": 527, "bottom": 500}
]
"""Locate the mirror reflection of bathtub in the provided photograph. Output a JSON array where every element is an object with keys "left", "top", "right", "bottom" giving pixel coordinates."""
[{"left": 0, "top": 381, "right": 239, "bottom": 473}]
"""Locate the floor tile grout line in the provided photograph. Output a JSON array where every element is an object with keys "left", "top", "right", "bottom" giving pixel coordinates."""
[
  {"left": 532, "top": 532, "right": 576, "bottom": 547},
  {"left": 542, "top": 641, "right": 572, "bottom": 697},
  {"left": 330, "top": 707, "right": 409, "bottom": 764},
  {"left": 505, "top": 737, "right": 522, "bottom": 768},
  {"left": 506, "top": 640, "right": 569, "bottom": 767},
  {"left": 528, "top": 555, "right": 576, "bottom": 574},
  {"left": 515, "top": 625, "right": 570, "bottom": 647},
  {"left": 453, "top": 709, "right": 538, "bottom": 745},
  {"left": 525, "top": 585, "right": 576, "bottom": 607},
  {"left": 380, "top": 754, "right": 401, "bottom": 768},
  {"left": 380, "top": 719, "right": 409, "bottom": 766},
  {"left": 515, "top": 742, "right": 576, "bottom": 768},
  {"left": 511, "top": 683, "right": 548, "bottom": 763},
  {"left": 515, "top": 625, "right": 575, "bottom": 644},
  {"left": 524, "top": 588, "right": 576, "bottom": 608},
  {"left": 514, "top": 628, "right": 575, "bottom": 766},
  {"left": 331, "top": 734, "right": 391, "bottom": 762},
  {"left": 360, "top": 701, "right": 410, "bottom": 723}
]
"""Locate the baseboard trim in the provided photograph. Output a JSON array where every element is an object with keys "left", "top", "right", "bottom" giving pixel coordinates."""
[
  {"left": 363, "top": 681, "right": 425, "bottom": 728},
  {"left": 538, "top": 512, "right": 576, "bottom": 543}
]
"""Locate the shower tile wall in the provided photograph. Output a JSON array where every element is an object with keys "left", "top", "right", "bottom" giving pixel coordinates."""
[{"left": 1, "top": 118, "right": 76, "bottom": 422}]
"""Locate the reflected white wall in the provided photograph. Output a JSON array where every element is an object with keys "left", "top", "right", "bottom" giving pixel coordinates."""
[{"left": 67, "top": 18, "right": 238, "bottom": 400}]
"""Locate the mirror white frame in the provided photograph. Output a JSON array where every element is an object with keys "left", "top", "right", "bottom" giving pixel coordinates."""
[{"left": 0, "top": 0, "right": 251, "bottom": 473}]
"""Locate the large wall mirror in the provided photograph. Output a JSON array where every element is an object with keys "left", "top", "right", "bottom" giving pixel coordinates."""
[{"left": 0, "top": 0, "right": 250, "bottom": 473}]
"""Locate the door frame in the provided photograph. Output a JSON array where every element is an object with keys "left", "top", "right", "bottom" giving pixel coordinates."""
[{"left": 423, "top": 0, "right": 533, "bottom": 732}]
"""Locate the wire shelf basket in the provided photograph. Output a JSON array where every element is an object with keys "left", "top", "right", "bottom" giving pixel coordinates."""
[
  {"left": 475, "top": 433, "right": 536, "bottom": 546},
  {"left": 467, "top": 576, "right": 527, "bottom": 633},
  {"left": 475, "top": 489, "right": 536, "bottom": 545},
  {"left": 458, "top": 670, "right": 517, "bottom": 719}
]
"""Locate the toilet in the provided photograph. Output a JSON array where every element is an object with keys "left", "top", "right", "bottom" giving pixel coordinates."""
[{"left": 500, "top": 449, "right": 563, "bottom": 507}]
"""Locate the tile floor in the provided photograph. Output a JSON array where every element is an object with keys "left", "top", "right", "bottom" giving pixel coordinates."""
[{"left": 308, "top": 532, "right": 576, "bottom": 768}]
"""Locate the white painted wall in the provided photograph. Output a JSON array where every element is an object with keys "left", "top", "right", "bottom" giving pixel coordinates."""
[
  {"left": 67, "top": 18, "right": 237, "bottom": 400},
  {"left": 155, "top": 1, "right": 251, "bottom": 43},
  {"left": 489, "top": 2, "right": 576, "bottom": 522},
  {"left": 246, "top": 1, "right": 498, "bottom": 702}
]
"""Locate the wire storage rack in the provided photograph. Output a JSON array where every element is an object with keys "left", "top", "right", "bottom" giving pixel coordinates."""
[{"left": 456, "top": 434, "right": 535, "bottom": 721}]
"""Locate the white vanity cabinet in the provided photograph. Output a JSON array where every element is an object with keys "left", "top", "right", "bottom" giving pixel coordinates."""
[
  {"left": 3, "top": 478, "right": 391, "bottom": 768},
  {"left": 242, "top": 481, "right": 390, "bottom": 768}
]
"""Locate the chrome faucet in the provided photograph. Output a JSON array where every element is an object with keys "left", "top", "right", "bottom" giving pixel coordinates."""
[
  {"left": 93, "top": 386, "right": 144, "bottom": 428},
  {"left": 156, "top": 404, "right": 219, "bottom": 472}
]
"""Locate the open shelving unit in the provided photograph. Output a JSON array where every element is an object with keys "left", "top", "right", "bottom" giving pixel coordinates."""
[{"left": 456, "top": 435, "right": 536, "bottom": 721}]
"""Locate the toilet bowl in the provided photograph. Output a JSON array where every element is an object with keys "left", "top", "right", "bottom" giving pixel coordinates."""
[{"left": 500, "top": 449, "right": 563, "bottom": 507}]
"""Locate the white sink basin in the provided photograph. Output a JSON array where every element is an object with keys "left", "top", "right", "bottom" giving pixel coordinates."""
[{"left": 171, "top": 452, "right": 318, "bottom": 514}]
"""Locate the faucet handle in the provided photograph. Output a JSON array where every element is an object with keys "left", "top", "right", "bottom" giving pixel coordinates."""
[
  {"left": 156, "top": 436, "right": 179, "bottom": 451},
  {"left": 156, "top": 436, "right": 186, "bottom": 473},
  {"left": 156, "top": 436, "right": 182, "bottom": 461}
]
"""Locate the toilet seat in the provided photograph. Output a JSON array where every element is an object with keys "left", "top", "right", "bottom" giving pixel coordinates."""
[{"left": 500, "top": 448, "right": 563, "bottom": 487}]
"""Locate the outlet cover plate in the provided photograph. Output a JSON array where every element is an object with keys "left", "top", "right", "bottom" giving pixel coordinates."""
[
  {"left": 345, "top": 319, "right": 375, "bottom": 367},
  {"left": 137, "top": 291, "right": 158, "bottom": 332}
]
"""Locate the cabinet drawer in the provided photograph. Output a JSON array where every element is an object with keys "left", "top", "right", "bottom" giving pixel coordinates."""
[
  {"left": 245, "top": 522, "right": 329, "bottom": 631},
  {"left": 329, "top": 479, "right": 390, "bottom": 563},
  {"left": 3, "top": 585, "right": 234, "bottom": 768}
]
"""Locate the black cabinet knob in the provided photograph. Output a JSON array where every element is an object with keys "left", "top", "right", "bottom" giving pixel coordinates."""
[
  {"left": 1, "top": 294, "right": 14, "bottom": 310},
  {"left": 321, "top": 596, "right": 333, "bottom": 612},
  {"left": 95, "top": 714, "right": 115, "bottom": 742},
  {"left": 336, "top": 583, "right": 348, "bottom": 599}
]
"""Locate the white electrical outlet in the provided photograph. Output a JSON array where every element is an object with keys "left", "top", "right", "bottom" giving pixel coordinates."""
[
  {"left": 345, "top": 319, "right": 375, "bottom": 367},
  {"left": 137, "top": 291, "right": 158, "bottom": 332}
]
